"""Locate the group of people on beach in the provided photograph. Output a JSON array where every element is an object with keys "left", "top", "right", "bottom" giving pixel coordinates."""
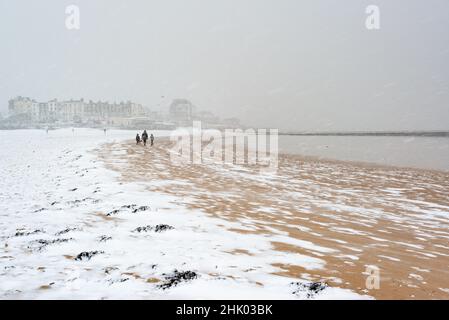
[{"left": 136, "top": 130, "right": 154, "bottom": 146}]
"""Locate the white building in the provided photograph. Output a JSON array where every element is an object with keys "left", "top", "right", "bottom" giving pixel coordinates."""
[
  {"left": 8, "top": 96, "right": 32, "bottom": 116},
  {"left": 8, "top": 96, "right": 146, "bottom": 125},
  {"left": 59, "top": 99, "right": 85, "bottom": 122},
  {"left": 47, "top": 99, "right": 58, "bottom": 122},
  {"left": 30, "top": 100, "right": 40, "bottom": 121},
  {"left": 169, "top": 99, "right": 195, "bottom": 124}
]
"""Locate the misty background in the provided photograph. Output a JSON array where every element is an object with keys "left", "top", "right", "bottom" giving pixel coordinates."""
[{"left": 0, "top": 0, "right": 448, "bottom": 131}]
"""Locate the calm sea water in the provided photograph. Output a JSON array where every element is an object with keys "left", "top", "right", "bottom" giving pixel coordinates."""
[{"left": 278, "top": 136, "right": 449, "bottom": 172}]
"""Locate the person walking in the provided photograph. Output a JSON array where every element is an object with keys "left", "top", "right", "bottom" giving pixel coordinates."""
[
  {"left": 136, "top": 133, "right": 141, "bottom": 145},
  {"left": 150, "top": 133, "right": 154, "bottom": 146},
  {"left": 142, "top": 130, "right": 148, "bottom": 146}
]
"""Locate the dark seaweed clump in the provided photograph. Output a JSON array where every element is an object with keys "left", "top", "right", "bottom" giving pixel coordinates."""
[
  {"left": 291, "top": 281, "right": 328, "bottom": 298},
  {"left": 55, "top": 228, "right": 77, "bottom": 236},
  {"left": 14, "top": 229, "right": 43, "bottom": 237},
  {"left": 132, "top": 206, "right": 151, "bottom": 213},
  {"left": 29, "top": 238, "right": 73, "bottom": 251},
  {"left": 157, "top": 270, "right": 198, "bottom": 290},
  {"left": 75, "top": 250, "right": 104, "bottom": 261},
  {"left": 98, "top": 235, "right": 112, "bottom": 242},
  {"left": 133, "top": 224, "right": 174, "bottom": 233}
]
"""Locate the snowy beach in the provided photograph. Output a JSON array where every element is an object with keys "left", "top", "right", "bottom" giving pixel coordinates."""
[
  {"left": 1, "top": 128, "right": 448, "bottom": 299},
  {"left": 0, "top": 128, "right": 364, "bottom": 299}
]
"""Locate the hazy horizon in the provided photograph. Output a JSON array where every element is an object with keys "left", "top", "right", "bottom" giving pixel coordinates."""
[{"left": 1, "top": 0, "right": 448, "bottom": 131}]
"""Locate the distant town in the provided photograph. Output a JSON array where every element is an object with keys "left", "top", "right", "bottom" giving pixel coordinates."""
[{"left": 0, "top": 96, "right": 242, "bottom": 130}]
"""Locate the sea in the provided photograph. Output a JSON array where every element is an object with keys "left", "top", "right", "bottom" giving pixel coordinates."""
[{"left": 278, "top": 135, "right": 449, "bottom": 172}]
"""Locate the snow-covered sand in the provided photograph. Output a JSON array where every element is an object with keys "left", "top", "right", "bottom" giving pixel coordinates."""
[
  {"left": 98, "top": 136, "right": 449, "bottom": 299},
  {"left": 0, "top": 128, "right": 366, "bottom": 299}
]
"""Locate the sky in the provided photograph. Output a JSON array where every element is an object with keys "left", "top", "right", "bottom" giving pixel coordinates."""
[{"left": 0, "top": 0, "right": 448, "bottom": 131}]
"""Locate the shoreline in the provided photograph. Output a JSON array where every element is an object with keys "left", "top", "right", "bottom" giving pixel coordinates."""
[
  {"left": 281, "top": 152, "right": 449, "bottom": 175},
  {"left": 1, "top": 128, "right": 447, "bottom": 299},
  {"left": 0, "top": 128, "right": 365, "bottom": 299},
  {"left": 97, "top": 138, "right": 449, "bottom": 299},
  {"left": 157, "top": 135, "right": 449, "bottom": 174}
]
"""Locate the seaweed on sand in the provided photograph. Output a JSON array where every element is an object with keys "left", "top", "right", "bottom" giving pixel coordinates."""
[{"left": 157, "top": 270, "right": 198, "bottom": 290}]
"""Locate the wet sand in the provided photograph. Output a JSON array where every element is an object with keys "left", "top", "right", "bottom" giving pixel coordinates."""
[{"left": 96, "top": 138, "right": 449, "bottom": 299}]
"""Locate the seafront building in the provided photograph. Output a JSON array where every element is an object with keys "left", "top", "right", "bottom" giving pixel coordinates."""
[
  {"left": 5, "top": 96, "right": 240, "bottom": 129},
  {"left": 169, "top": 99, "right": 195, "bottom": 125},
  {"left": 8, "top": 96, "right": 145, "bottom": 126},
  {"left": 168, "top": 99, "right": 241, "bottom": 129}
]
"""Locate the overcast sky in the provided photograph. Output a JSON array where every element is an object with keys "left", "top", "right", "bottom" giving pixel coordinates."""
[{"left": 1, "top": 0, "right": 448, "bottom": 131}]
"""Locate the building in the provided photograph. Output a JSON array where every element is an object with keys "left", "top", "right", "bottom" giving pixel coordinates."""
[
  {"left": 59, "top": 99, "right": 85, "bottom": 122},
  {"left": 6, "top": 96, "right": 241, "bottom": 129},
  {"left": 47, "top": 99, "right": 58, "bottom": 122},
  {"left": 169, "top": 99, "right": 195, "bottom": 125},
  {"left": 30, "top": 100, "right": 40, "bottom": 121},
  {"left": 7, "top": 96, "right": 146, "bottom": 125},
  {"left": 8, "top": 96, "right": 33, "bottom": 116}
]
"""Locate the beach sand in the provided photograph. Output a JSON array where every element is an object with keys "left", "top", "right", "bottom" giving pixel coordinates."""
[{"left": 97, "top": 138, "right": 449, "bottom": 299}]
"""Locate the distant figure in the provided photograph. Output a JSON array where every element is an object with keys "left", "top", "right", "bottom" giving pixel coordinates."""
[
  {"left": 142, "top": 130, "right": 148, "bottom": 146},
  {"left": 136, "top": 133, "right": 141, "bottom": 145},
  {"left": 103, "top": 128, "right": 107, "bottom": 135},
  {"left": 150, "top": 133, "right": 154, "bottom": 146}
]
